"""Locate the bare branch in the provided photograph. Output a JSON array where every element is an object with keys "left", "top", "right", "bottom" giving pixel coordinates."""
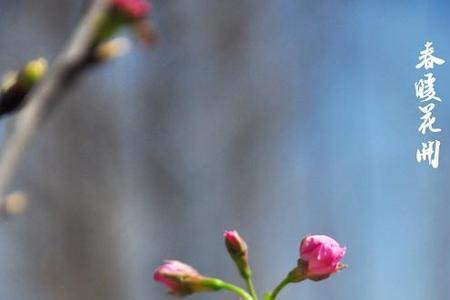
[{"left": 0, "top": 0, "right": 109, "bottom": 202}]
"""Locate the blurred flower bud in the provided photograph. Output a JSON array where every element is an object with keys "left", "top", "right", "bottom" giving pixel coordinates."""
[
  {"left": 0, "top": 58, "right": 47, "bottom": 116},
  {"left": 1, "top": 72, "right": 17, "bottom": 92},
  {"left": 132, "top": 20, "right": 158, "bottom": 45},
  {"left": 111, "top": 0, "right": 151, "bottom": 20},
  {"left": 95, "top": 0, "right": 153, "bottom": 43},
  {"left": 95, "top": 37, "right": 131, "bottom": 61},
  {"left": 2, "top": 191, "right": 28, "bottom": 216},
  {"left": 294, "top": 235, "right": 346, "bottom": 281},
  {"left": 19, "top": 58, "right": 48, "bottom": 89},
  {"left": 224, "top": 230, "right": 251, "bottom": 278},
  {"left": 154, "top": 260, "right": 222, "bottom": 296}
]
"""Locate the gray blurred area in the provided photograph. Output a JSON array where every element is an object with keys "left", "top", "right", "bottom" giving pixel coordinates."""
[{"left": 0, "top": 1, "right": 449, "bottom": 300}]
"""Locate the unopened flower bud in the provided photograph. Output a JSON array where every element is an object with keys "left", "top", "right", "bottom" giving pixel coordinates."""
[
  {"left": 19, "top": 58, "right": 48, "bottom": 89},
  {"left": 0, "top": 58, "right": 47, "bottom": 116},
  {"left": 154, "top": 260, "right": 222, "bottom": 296},
  {"left": 95, "top": 37, "right": 131, "bottom": 62},
  {"left": 294, "top": 235, "right": 346, "bottom": 281},
  {"left": 111, "top": 0, "right": 151, "bottom": 20},
  {"left": 224, "top": 230, "right": 251, "bottom": 278},
  {"left": 1, "top": 191, "right": 28, "bottom": 216},
  {"left": 96, "top": 0, "right": 152, "bottom": 43}
]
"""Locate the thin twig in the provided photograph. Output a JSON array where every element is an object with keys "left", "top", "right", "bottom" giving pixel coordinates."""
[{"left": 0, "top": 0, "right": 108, "bottom": 200}]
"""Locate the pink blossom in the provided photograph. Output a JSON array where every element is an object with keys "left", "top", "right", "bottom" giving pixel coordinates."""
[
  {"left": 299, "top": 235, "right": 346, "bottom": 278},
  {"left": 153, "top": 260, "right": 201, "bottom": 296},
  {"left": 112, "top": 0, "right": 151, "bottom": 19}
]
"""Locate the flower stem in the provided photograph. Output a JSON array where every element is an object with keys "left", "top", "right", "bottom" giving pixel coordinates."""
[
  {"left": 244, "top": 276, "right": 258, "bottom": 300},
  {"left": 268, "top": 277, "right": 291, "bottom": 300},
  {"left": 221, "top": 282, "right": 254, "bottom": 300}
]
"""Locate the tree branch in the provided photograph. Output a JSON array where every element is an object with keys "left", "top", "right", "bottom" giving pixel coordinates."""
[{"left": 0, "top": 0, "right": 109, "bottom": 202}]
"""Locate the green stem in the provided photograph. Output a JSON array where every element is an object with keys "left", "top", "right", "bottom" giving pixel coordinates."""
[
  {"left": 244, "top": 276, "right": 258, "bottom": 300},
  {"left": 268, "top": 277, "right": 291, "bottom": 300},
  {"left": 221, "top": 282, "right": 253, "bottom": 300}
]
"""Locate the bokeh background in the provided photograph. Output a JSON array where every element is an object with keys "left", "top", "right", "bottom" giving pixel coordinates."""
[{"left": 0, "top": 0, "right": 449, "bottom": 299}]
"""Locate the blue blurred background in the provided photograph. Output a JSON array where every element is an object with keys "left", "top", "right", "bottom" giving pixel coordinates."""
[{"left": 0, "top": 0, "right": 449, "bottom": 299}]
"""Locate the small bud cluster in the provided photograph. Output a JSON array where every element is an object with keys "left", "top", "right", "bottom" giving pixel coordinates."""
[{"left": 154, "top": 232, "right": 346, "bottom": 300}]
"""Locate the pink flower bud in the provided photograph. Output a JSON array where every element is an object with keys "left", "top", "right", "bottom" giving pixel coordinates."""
[
  {"left": 224, "top": 230, "right": 248, "bottom": 257},
  {"left": 112, "top": 0, "right": 151, "bottom": 20},
  {"left": 154, "top": 260, "right": 221, "bottom": 296},
  {"left": 224, "top": 230, "right": 251, "bottom": 278},
  {"left": 299, "top": 235, "right": 346, "bottom": 279}
]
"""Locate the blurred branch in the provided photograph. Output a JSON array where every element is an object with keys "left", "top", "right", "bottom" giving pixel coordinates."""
[{"left": 0, "top": 0, "right": 109, "bottom": 206}]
